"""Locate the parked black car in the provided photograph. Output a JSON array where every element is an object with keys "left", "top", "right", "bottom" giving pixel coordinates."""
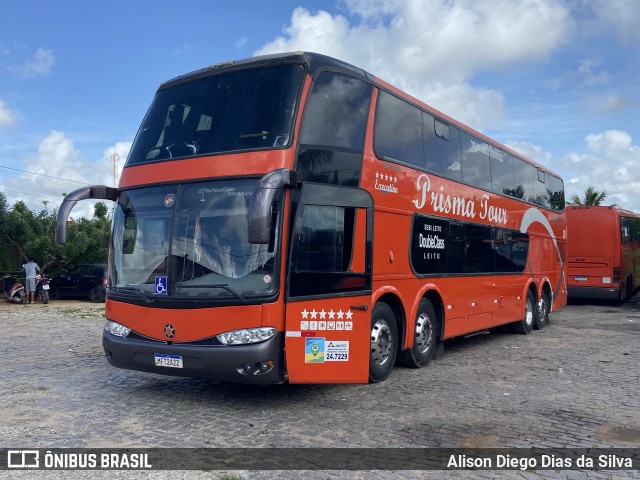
[{"left": 49, "top": 264, "right": 107, "bottom": 303}]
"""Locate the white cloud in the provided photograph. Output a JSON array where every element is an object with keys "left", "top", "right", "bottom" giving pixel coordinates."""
[
  {"left": 1, "top": 131, "right": 132, "bottom": 218},
  {"left": 576, "top": 57, "right": 609, "bottom": 86},
  {"left": 255, "top": 0, "right": 571, "bottom": 130},
  {"left": 9, "top": 47, "right": 55, "bottom": 78},
  {"left": 557, "top": 130, "right": 640, "bottom": 210},
  {"left": 0, "top": 99, "right": 19, "bottom": 134},
  {"left": 587, "top": 0, "right": 640, "bottom": 44},
  {"left": 30, "top": 131, "right": 84, "bottom": 181},
  {"left": 506, "top": 141, "right": 554, "bottom": 168},
  {"left": 583, "top": 93, "right": 632, "bottom": 114}
]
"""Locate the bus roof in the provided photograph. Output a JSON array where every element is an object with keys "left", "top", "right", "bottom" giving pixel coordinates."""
[
  {"left": 160, "top": 51, "right": 561, "bottom": 179},
  {"left": 567, "top": 205, "right": 640, "bottom": 219}
]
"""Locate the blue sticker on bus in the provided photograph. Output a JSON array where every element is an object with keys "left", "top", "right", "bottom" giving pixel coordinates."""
[{"left": 155, "top": 276, "right": 168, "bottom": 295}]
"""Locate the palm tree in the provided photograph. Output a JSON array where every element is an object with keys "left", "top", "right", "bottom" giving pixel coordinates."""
[{"left": 569, "top": 186, "right": 607, "bottom": 206}]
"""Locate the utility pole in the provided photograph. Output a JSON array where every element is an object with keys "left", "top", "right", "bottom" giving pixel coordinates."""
[{"left": 111, "top": 152, "right": 120, "bottom": 188}]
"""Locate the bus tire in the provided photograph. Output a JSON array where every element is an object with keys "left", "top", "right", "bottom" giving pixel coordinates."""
[
  {"left": 534, "top": 290, "right": 550, "bottom": 330},
  {"left": 369, "top": 302, "right": 398, "bottom": 383},
  {"left": 399, "top": 299, "right": 437, "bottom": 368},
  {"left": 513, "top": 290, "right": 535, "bottom": 335}
]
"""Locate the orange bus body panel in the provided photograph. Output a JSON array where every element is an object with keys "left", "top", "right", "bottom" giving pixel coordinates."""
[{"left": 567, "top": 206, "right": 640, "bottom": 301}]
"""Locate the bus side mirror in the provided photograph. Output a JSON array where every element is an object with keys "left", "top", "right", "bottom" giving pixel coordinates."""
[
  {"left": 56, "top": 185, "right": 118, "bottom": 245},
  {"left": 248, "top": 169, "right": 296, "bottom": 244}
]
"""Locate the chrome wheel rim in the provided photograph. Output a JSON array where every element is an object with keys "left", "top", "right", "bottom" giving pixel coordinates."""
[
  {"left": 371, "top": 319, "right": 393, "bottom": 366},
  {"left": 539, "top": 296, "right": 548, "bottom": 323},
  {"left": 525, "top": 297, "right": 534, "bottom": 327},
  {"left": 415, "top": 312, "right": 433, "bottom": 354}
]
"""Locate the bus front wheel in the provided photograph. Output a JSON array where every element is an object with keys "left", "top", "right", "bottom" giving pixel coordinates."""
[
  {"left": 399, "top": 299, "right": 437, "bottom": 368},
  {"left": 369, "top": 302, "right": 398, "bottom": 383}
]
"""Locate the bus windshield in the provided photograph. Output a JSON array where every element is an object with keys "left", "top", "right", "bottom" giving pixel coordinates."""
[
  {"left": 126, "top": 63, "right": 305, "bottom": 164},
  {"left": 110, "top": 178, "right": 280, "bottom": 301}
]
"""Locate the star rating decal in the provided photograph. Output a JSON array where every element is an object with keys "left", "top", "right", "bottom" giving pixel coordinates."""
[
  {"left": 299, "top": 308, "right": 354, "bottom": 331},
  {"left": 375, "top": 171, "right": 398, "bottom": 183}
]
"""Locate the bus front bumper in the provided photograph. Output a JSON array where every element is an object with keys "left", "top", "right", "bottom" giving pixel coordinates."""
[{"left": 103, "top": 331, "right": 286, "bottom": 384}]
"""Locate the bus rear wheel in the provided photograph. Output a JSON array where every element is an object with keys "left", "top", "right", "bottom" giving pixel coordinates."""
[
  {"left": 369, "top": 302, "right": 398, "bottom": 383},
  {"left": 535, "top": 290, "right": 550, "bottom": 330},
  {"left": 399, "top": 299, "right": 437, "bottom": 368},
  {"left": 513, "top": 290, "right": 536, "bottom": 335}
]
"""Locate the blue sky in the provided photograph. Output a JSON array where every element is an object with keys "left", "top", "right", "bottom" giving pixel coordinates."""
[{"left": 1, "top": 0, "right": 639, "bottom": 216}]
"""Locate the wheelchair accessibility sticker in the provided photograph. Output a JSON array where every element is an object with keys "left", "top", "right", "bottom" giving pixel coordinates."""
[{"left": 155, "top": 276, "right": 168, "bottom": 295}]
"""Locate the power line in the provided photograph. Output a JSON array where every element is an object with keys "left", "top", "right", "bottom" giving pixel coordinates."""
[{"left": 0, "top": 165, "right": 93, "bottom": 186}]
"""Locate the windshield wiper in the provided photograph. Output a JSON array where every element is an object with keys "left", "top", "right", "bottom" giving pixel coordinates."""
[
  {"left": 174, "top": 283, "right": 247, "bottom": 303},
  {"left": 108, "top": 286, "right": 155, "bottom": 304}
]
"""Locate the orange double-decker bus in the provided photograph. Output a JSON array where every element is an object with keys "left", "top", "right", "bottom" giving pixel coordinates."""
[
  {"left": 567, "top": 205, "right": 640, "bottom": 301},
  {"left": 56, "top": 52, "right": 566, "bottom": 384}
]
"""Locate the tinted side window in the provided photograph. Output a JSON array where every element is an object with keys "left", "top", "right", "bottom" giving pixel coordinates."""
[
  {"left": 447, "top": 221, "right": 465, "bottom": 273},
  {"left": 533, "top": 169, "right": 550, "bottom": 208},
  {"left": 465, "top": 223, "right": 495, "bottom": 273},
  {"left": 512, "top": 232, "right": 529, "bottom": 271},
  {"left": 297, "top": 72, "right": 372, "bottom": 187},
  {"left": 409, "top": 215, "right": 529, "bottom": 276},
  {"left": 630, "top": 218, "right": 640, "bottom": 242},
  {"left": 410, "top": 216, "right": 448, "bottom": 274},
  {"left": 290, "top": 205, "right": 369, "bottom": 297},
  {"left": 547, "top": 174, "right": 565, "bottom": 211},
  {"left": 621, "top": 217, "right": 631, "bottom": 244},
  {"left": 513, "top": 157, "right": 535, "bottom": 202},
  {"left": 424, "top": 114, "right": 462, "bottom": 181},
  {"left": 300, "top": 72, "right": 371, "bottom": 149},
  {"left": 493, "top": 229, "right": 518, "bottom": 273},
  {"left": 490, "top": 153, "right": 515, "bottom": 197},
  {"left": 294, "top": 206, "right": 348, "bottom": 272},
  {"left": 374, "top": 91, "right": 424, "bottom": 168},
  {"left": 460, "top": 132, "right": 492, "bottom": 191}
]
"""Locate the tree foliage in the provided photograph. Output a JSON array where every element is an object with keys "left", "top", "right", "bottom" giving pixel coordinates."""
[
  {"left": 0, "top": 192, "right": 111, "bottom": 276},
  {"left": 569, "top": 186, "right": 608, "bottom": 206}
]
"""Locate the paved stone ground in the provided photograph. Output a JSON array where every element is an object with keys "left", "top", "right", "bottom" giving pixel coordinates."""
[{"left": 0, "top": 296, "right": 638, "bottom": 479}]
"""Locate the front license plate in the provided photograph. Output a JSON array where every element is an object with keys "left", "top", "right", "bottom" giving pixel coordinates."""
[
  {"left": 42, "top": 284, "right": 50, "bottom": 290},
  {"left": 154, "top": 353, "right": 183, "bottom": 368}
]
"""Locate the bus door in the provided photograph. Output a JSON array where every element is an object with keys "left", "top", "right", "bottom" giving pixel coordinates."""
[{"left": 285, "top": 183, "right": 373, "bottom": 383}]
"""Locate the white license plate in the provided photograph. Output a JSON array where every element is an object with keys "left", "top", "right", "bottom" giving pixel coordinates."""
[
  {"left": 154, "top": 353, "right": 183, "bottom": 368},
  {"left": 574, "top": 276, "right": 587, "bottom": 282},
  {"left": 42, "top": 285, "right": 50, "bottom": 290}
]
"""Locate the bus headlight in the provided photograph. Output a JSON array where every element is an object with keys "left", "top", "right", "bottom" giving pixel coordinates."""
[
  {"left": 105, "top": 320, "right": 131, "bottom": 338},
  {"left": 217, "top": 327, "right": 276, "bottom": 345}
]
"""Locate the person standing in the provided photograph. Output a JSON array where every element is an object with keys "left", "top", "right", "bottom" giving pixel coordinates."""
[{"left": 22, "top": 259, "right": 41, "bottom": 304}]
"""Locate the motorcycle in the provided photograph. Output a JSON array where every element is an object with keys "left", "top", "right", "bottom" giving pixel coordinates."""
[
  {"left": 35, "top": 273, "right": 50, "bottom": 304},
  {"left": 1, "top": 274, "right": 27, "bottom": 304}
]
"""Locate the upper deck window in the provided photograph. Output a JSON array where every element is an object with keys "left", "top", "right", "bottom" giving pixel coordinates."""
[
  {"left": 296, "top": 71, "right": 372, "bottom": 187},
  {"left": 373, "top": 89, "right": 565, "bottom": 212},
  {"left": 126, "top": 64, "right": 305, "bottom": 165}
]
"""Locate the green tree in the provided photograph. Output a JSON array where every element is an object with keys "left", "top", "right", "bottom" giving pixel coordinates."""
[
  {"left": 569, "top": 186, "right": 608, "bottom": 206},
  {"left": 0, "top": 194, "right": 111, "bottom": 276}
]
